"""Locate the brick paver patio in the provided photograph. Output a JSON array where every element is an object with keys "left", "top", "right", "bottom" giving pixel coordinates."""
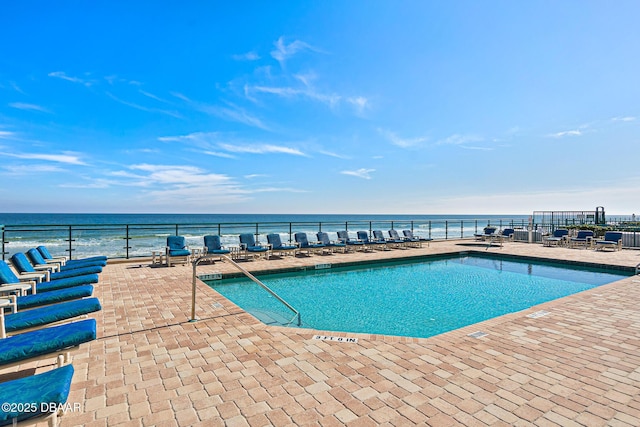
[{"left": 7, "top": 240, "right": 640, "bottom": 426}]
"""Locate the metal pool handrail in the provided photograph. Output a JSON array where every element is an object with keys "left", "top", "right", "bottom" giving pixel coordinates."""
[{"left": 191, "top": 254, "right": 301, "bottom": 327}]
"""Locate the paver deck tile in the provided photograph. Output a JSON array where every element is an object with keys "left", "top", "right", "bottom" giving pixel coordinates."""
[{"left": 12, "top": 240, "right": 639, "bottom": 426}]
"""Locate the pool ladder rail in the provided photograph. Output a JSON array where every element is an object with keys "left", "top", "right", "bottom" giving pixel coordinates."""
[{"left": 191, "top": 254, "right": 301, "bottom": 326}]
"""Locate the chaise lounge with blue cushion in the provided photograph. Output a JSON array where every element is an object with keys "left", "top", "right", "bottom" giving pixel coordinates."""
[
  {"left": 0, "top": 318, "right": 96, "bottom": 370},
  {"left": 357, "top": 231, "right": 387, "bottom": 250},
  {"left": 474, "top": 227, "right": 497, "bottom": 241},
  {"left": 316, "top": 232, "right": 347, "bottom": 253},
  {"left": 336, "top": 230, "right": 368, "bottom": 252},
  {"left": 1, "top": 298, "right": 101, "bottom": 337},
  {"left": 203, "top": 235, "right": 231, "bottom": 261},
  {"left": 166, "top": 236, "right": 192, "bottom": 267},
  {"left": 543, "top": 229, "right": 569, "bottom": 247},
  {"left": 266, "top": 234, "right": 298, "bottom": 258},
  {"left": 0, "top": 363, "right": 75, "bottom": 427},
  {"left": 8, "top": 285, "right": 94, "bottom": 311},
  {"left": 1, "top": 260, "right": 98, "bottom": 294},
  {"left": 294, "top": 232, "right": 326, "bottom": 256},
  {"left": 402, "top": 229, "right": 433, "bottom": 247},
  {"left": 37, "top": 245, "right": 107, "bottom": 267},
  {"left": 12, "top": 252, "right": 102, "bottom": 281},
  {"left": 238, "top": 234, "right": 270, "bottom": 260},
  {"left": 569, "top": 230, "right": 594, "bottom": 249},
  {"left": 594, "top": 231, "right": 623, "bottom": 251},
  {"left": 27, "top": 248, "right": 105, "bottom": 272}
]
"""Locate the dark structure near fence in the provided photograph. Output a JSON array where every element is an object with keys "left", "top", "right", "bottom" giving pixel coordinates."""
[{"left": 533, "top": 206, "right": 606, "bottom": 227}]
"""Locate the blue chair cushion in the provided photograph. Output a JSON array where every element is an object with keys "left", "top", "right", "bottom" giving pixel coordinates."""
[
  {"left": 4, "top": 298, "right": 102, "bottom": 333},
  {"left": 0, "top": 260, "right": 20, "bottom": 285},
  {"left": 50, "top": 265, "right": 102, "bottom": 279},
  {"left": 37, "top": 245, "right": 107, "bottom": 263},
  {"left": 0, "top": 319, "right": 96, "bottom": 366},
  {"left": 9, "top": 253, "right": 36, "bottom": 274},
  {"left": 0, "top": 364, "right": 74, "bottom": 426},
  {"left": 168, "top": 249, "right": 191, "bottom": 256},
  {"left": 16, "top": 285, "right": 94, "bottom": 310},
  {"left": 36, "top": 274, "right": 99, "bottom": 293},
  {"left": 246, "top": 246, "right": 268, "bottom": 252}
]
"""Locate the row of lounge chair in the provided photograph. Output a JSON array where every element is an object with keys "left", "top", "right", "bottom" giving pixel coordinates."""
[
  {"left": 0, "top": 246, "right": 105, "bottom": 426},
  {"left": 543, "top": 229, "right": 624, "bottom": 251},
  {"left": 164, "top": 229, "right": 434, "bottom": 265}
]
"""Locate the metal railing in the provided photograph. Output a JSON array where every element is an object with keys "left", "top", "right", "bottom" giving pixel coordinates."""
[
  {"left": 191, "top": 254, "right": 300, "bottom": 326},
  {"left": 2, "top": 216, "right": 637, "bottom": 261}
]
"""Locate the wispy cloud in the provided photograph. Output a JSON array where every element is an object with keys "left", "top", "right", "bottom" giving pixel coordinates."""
[
  {"left": 172, "top": 93, "right": 269, "bottom": 130},
  {"left": 612, "top": 116, "right": 636, "bottom": 122},
  {"left": 341, "top": 168, "right": 375, "bottom": 179},
  {"left": 48, "top": 71, "right": 94, "bottom": 87},
  {"left": 271, "top": 36, "right": 319, "bottom": 65},
  {"left": 9, "top": 102, "right": 51, "bottom": 113},
  {"left": 318, "top": 149, "right": 350, "bottom": 159},
  {"left": 347, "top": 96, "right": 370, "bottom": 116},
  {"left": 203, "top": 151, "right": 236, "bottom": 159},
  {"left": 248, "top": 84, "right": 341, "bottom": 108},
  {"left": 437, "top": 134, "right": 484, "bottom": 145},
  {"left": 379, "top": 129, "right": 427, "bottom": 148},
  {"left": 106, "top": 92, "right": 182, "bottom": 118},
  {"left": 2, "top": 164, "right": 66, "bottom": 175},
  {"left": 0, "top": 150, "right": 88, "bottom": 165},
  {"left": 548, "top": 129, "right": 582, "bottom": 138},
  {"left": 218, "top": 143, "right": 306, "bottom": 156},
  {"left": 232, "top": 51, "right": 260, "bottom": 61},
  {"left": 0, "top": 130, "right": 18, "bottom": 140}
]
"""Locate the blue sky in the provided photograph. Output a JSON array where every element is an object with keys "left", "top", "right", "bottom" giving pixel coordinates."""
[{"left": 1, "top": 1, "right": 639, "bottom": 215}]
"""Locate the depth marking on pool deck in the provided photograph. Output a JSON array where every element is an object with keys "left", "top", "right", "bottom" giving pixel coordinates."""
[
  {"left": 313, "top": 335, "right": 358, "bottom": 343},
  {"left": 527, "top": 310, "right": 551, "bottom": 319},
  {"left": 468, "top": 331, "right": 488, "bottom": 338}
]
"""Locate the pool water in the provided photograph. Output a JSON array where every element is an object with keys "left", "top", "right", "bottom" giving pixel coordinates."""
[{"left": 207, "top": 255, "right": 630, "bottom": 339}]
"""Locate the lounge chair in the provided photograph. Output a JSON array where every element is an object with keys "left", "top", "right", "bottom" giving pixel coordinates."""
[
  {"left": 0, "top": 318, "right": 96, "bottom": 370},
  {"left": 316, "top": 232, "right": 347, "bottom": 253},
  {"left": 238, "top": 234, "right": 270, "bottom": 260},
  {"left": 543, "top": 229, "right": 569, "bottom": 247},
  {"left": 26, "top": 249, "right": 104, "bottom": 274},
  {"left": 0, "top": 260, "right": 98, "bottom": 294},
  {"left": 1, "top": 297, "right": 101, "bottom": 338},
  {"left": 594, "top": 231, "right": 623, "bottom": 251},
  {"left": 36, "top": 245, "right": 107, "bottom": 267},
  {"left": 569, "top": 230, "right": 594, "bottom": 249},
  {"left": 203, "top": 235, "right": 231, "bottom": 261},
  {"left": 294, "top": 232, "right": 326, "bottom": 256},
  {"left": 266, "top": 234, "right": 298, "bottom": 258},
  {"left": 336, "top": 230, "right": 368, "bottom": 252},
  {"left": 373, "top": 230, "right": 405, "bottom": 249},
  {"left": 0, "top": 363, "right": 75, "bottom": 427},
  {"left": 388, "top": 229, "right": 412, "bottom": 248},
  {"left": 12, "top": 252, "right": 102, "bottom": 281},
  {"left": 402, "top": 230, "right": 433, "bottom": 247},
  {"left": 497, "top": 228, "right": 515, "bottom": 243},
  {"left": 357, "top": 231, "right": 387, "bottom": 250},
  {"left": 474, "top": 227, "right": 497, "bottom": 241},
  {"left": 14, "top": 285, "right": 94, "bottom": 311},
  {"left": 166, "top": 236, "right": 192, "bottom": 267}
]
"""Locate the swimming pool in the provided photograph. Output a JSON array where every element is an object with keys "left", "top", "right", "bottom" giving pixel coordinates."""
[{"left": 207, "top": 255, "right": 631, "bottom": 339}]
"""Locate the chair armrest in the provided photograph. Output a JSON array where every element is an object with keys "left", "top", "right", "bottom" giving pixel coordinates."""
[{"left": 17, "top": 272, "right": 48, "bottom": 283}]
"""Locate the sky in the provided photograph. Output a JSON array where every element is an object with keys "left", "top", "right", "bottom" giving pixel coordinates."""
[{"left": 1, "top": 1, "right": 639, "bottom": 215}]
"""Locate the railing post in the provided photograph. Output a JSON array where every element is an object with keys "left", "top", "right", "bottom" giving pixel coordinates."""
[
  {"left": 255, "top": 223, "right": 259, "bottom": 243},
  {"left": 175, "top": 224, "right": 179, "bottom": 235},
  {"left": 445, "top": 221, "right": 448, "bottom": 240},
  {"left": 124, "top": 225, "right": 131, "bottom": 259},
  {"left": 1, "top": 224, "right": 5, "bottom": 261},
  {"left": 66, "top": 226, "right": 75, "bottom": 260},
  {"left": 428, "top": 221, "right": 432, "bottom": 239},
  {"left": 460, "top": 220, "right": 463, "bottom": 239}
]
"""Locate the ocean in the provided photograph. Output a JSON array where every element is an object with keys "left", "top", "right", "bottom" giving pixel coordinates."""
[{"left": 0, "top": 213, "right": 529, "bottom": 260}]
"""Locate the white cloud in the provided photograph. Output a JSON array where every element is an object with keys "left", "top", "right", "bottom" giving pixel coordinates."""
[
  {"left": 437, "top": 134, "right": 484, "bottom": 145},
  {"left": 0, "top": 151, "right": 87, "bottom": 165},
  {"left": 48, "top": 71, "right": 94, "bottom": 86},
  {"left": 379, "top": 129, "right": 427, "bottom": 148},
  {"left": 106, "top": 92, "right": 182, "bottom": 118},
  {"left": 203, "top": 151, "right": 236, "bottom": 159},
  {"left": 612, "top": 116, "right": 636, "bottom": 122},
  {"left": 218, "top": 143, "right": 306, "bottom": 156},
  {"left": 232, "top": 51, "right": 260, "bottom": 61},
  {"left": 270, "top": 37, "right": 318, "bottom": 65},
  {"left": 9, "top": 102, "right": 51, "bottom": 113},
  {"left": 548, "top": 129, "right": 582, "bottom": 138},
  {"left": 347, "top": 96, "right": 369, "bottom": 115},
  {"left": 0, "top": 131, "right": 18, "bottom": 140},
  {"left": 341, "top": 168, "right": 375, "bottom": 179}
]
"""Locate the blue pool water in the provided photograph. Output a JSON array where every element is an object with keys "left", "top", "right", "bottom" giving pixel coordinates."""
[{"left": 207, "top": 255, "right": 630, "bottom": 339}]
